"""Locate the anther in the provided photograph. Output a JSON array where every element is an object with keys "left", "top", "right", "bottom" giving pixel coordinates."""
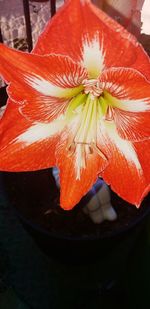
[{"left": 104, "top": 106, "right": 115, "bottom": 121}]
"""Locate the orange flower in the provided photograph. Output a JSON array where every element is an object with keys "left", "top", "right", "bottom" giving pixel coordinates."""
[{"left": 0, "top": 0, "right": 150, "bottom": 209}]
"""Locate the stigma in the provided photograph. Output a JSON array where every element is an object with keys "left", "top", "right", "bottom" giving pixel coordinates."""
[{"left": 82, "top": 78, "right": 103, "bottom": 97}]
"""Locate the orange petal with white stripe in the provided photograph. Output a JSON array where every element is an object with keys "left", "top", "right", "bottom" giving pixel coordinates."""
[
  {"left": 0, "top": 44, "right": 87, "bottom": 122},
  {"left": 0, "top": 100, "right": 62, "bottom": 171},
  {"left": 100, "top": 67, "right": 150, "bottom": 141},
  {"left": 34, "top": 0, "right": 150, "bottom": 80},
  {"left": 100, "top": 120, "right": 148, "bottom": 207},
  {"left": 56, "top": 131, "right": 109, "bottom": 210}
]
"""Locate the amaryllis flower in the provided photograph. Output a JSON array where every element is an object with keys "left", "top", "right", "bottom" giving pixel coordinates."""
[{"left": 0, "top": 0, "right": 150, "bottom": 210}]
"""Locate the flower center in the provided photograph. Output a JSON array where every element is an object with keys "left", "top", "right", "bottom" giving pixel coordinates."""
[{"left": 82, "top": 78, "right": 103, "bottom": 98}]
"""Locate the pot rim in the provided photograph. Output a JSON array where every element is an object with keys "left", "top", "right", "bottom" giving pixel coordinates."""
[
  {"left": 1, "top": 160, "right": 150, "bottom": 243},
  {"left": 12, "top": 194, "right": 150, "bottom": 242}
]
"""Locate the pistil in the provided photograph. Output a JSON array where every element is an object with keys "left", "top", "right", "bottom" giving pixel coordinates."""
[{"left": 82, "top": 78, "right": 103, "bottom": 97}]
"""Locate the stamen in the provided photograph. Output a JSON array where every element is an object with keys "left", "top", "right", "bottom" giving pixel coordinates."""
[
  {"left": 66, "top": 94, "right": 108, "bottom": 179},
  {"left": 92, "top": 143, "right": 108, "bottom": 161}
]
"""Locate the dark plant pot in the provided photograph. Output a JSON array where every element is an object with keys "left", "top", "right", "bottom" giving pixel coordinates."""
[{"left": 1, "top": 169, "right": 150, "bottom": 265}]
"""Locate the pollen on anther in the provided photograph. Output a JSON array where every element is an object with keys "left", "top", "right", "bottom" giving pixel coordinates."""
[{"left": 67, "top": 142, "right": 76, "bottom": 156}]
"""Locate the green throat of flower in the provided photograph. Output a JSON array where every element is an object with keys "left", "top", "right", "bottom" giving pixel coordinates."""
[{"left": 65, "top": 78, "right": 114, "bottom": 179}]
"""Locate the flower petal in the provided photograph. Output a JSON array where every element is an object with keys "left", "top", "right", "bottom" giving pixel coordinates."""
[
  {"left": 133, "top": 139, "right": 150, "bottom": 187},
  {"left": 111, "top": 109, "right": 150, "bottom": 141},
  {"left": 34, "top": 0, "right": 150, "bottom": 79},
  {"left": 20, "top": 96, "right": 70, "bottom": 123},
  {"left": 0, "top": 100, "right": 62, "bottom": 171},
  {"left": 0, "top": 44, "right": 87, "bottom": 122},
  {"left": 100, "top": 121, "right": 148, "bottom": 207},
  {"left": 100, "top": 67, "right": 150, "bottom": 141},
  {"left": 56, "top": 131, "right": 108, "bottom": 210}
]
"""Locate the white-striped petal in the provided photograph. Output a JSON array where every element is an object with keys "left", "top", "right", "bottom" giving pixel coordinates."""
[
  {"left": 24, "top": 74, "right": 83, "bottom": 98},
  {"left": 103, "top": 91, "right": 150, "bottom": 113},
  {"left": 81, "top": 33, "right": 105, "bottom": 78},
  {"left": 115, "top": 98, "right": 150, "bottom": 112},
  {"left": 103, "top": 121, "right": 142, "bottom": 173},
  {"left": 17, "top": 115, "right": 65, "bottom": 145}
]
